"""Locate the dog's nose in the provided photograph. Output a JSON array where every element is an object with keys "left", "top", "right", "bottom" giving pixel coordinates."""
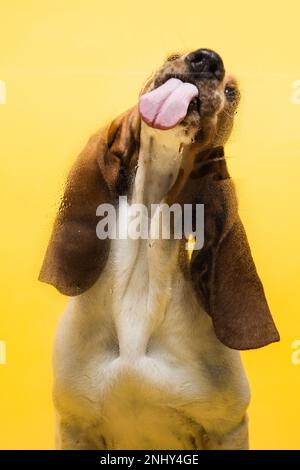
[{"left": 185, "top": 49, "right": 225, "bottom": 81}]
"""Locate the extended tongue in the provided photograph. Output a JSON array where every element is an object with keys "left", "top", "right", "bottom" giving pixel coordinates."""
[{"left": 139, "top": 78, "right": 198, "bottom": 130}]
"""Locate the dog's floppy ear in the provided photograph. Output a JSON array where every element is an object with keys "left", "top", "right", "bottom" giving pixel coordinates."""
[
  {"left": 107, "top": 105, "right": 141, "bottom": 167},
  {"left": 181, "top": 147, "right": 280, "bottom": 350},
  {"left": 39, "top": 106, "right": 140, "bottom": 296}
]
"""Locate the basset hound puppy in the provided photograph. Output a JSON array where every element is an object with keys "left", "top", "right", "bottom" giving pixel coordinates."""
[{"left": 39, "top": 48, "right": 279, "bottom": 450}]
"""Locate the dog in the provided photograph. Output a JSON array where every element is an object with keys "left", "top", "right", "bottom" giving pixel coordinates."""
[{"left": 39, "top": 48, "right": 279, "bottom": 450}]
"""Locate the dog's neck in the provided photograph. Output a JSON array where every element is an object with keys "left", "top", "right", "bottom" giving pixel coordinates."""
[{"left": 132, "top": 122, "right": 192, "bottom": 208}]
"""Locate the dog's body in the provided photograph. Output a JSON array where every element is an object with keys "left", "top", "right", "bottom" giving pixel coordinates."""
[
  {"left": 53, "top": 125, "right": 249, "bottom": 449},
  {"left": 40, "top": 49, "right": 279, "bottom": 450}
]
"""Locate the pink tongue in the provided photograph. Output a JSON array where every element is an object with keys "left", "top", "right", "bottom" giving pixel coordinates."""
[{"left": 139, "top": 78, "right": 198, "bottom": 130}]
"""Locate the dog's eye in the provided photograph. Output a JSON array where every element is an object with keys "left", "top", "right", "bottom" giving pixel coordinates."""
[
  {"left": 167, "top": 54, "right": 180, "bottom": 62},
  {"left": 224, "top": 85, "right": 237, "bottom": 100}
]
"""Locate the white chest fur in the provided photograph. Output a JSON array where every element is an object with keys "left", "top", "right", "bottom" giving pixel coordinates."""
[
  {"left": 112, "top": 125, "right": 187, "bottom": 359},
  {"left": 53, "top": 125, "right": 250, "bottom": 450}
]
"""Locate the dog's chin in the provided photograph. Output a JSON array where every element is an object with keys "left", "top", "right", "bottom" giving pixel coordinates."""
[{"left": 179, "top": 109, "right": 216, "bottom": 146}]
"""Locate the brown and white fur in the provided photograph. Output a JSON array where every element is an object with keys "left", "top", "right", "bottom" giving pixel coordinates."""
[{"left": 39, "top": 49, "right": 279, "bottom": 450}]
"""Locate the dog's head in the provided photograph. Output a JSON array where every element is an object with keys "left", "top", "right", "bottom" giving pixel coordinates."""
[{"left": 139, "top": 48, "right": 240, "bottom": 149}]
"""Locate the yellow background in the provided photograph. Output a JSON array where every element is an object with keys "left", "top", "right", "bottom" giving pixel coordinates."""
[{"left": 0, "top": 0, "right": 299, "bottom": 450}]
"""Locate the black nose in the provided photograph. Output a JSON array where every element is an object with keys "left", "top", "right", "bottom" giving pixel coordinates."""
[{"left": 185, "top": 48, "right": 225, "bottom": 81}]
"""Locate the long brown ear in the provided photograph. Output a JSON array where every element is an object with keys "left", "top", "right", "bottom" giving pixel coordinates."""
[
  {"left": 180, "top": 148, "right": 280, "bottom": 350},
  {"left": 39, "top": 106, "right": 140, "bottom": 296}
]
